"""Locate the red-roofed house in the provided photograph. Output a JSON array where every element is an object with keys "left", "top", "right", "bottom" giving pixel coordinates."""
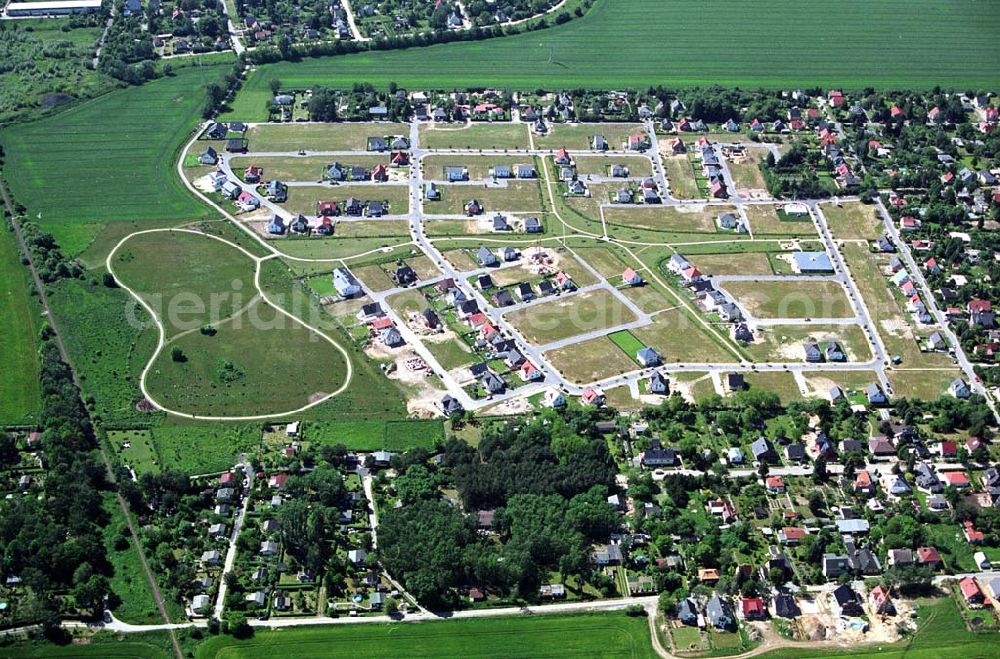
[
  {"left": 959, "top": 576, "right": 984, "bottom": 607},
  {"left": 268, "top": 473, "right": 288, "bottom": 490},
  {"left": 623, "top": 268, "right": 643, "bottom": 286},
  {"left": 928, "top": 106, "right": 941, "bottom": 123},
  {"left": 741, "top": 597, "right": 766, "bottom": 620},
  {"left": 220, "top": 472, "right": 236, "bottom": 486},
  {"left": 890, "top": 105, "right": 904, "bottom": 118},
  {"left": 916, "top": 546, "right": 941, "bottom": 569},
  {"left": 371, "top": 164, "right": 389, "bottom": 181},
  {"left": 710, "top": 180, "right": 727, "bottom": 198},
  {"left": 853, "top": 470, "right": 875, "bottom": 496},
  {"left": 680, "top": 266, "right": 702, "bottom": 283},
  {"left": 924, "top": 258, "right": 940, "bottom": 273},
  {"left": 581, "top": 387, "right": 604, "bottom": 406},
  {"left": 519, "top": 361, "right": 541, "bottom": 382},
  {"left": 869, "top": 585, "right": 892, "bottom": 614},
  {"left": 244, "top": 166, "right": 263, "bottom": 182},
  {"left": 942, "top": 471, "right": 970, "bottom": 488},
  {"left": 941, "top": 171, "right": 955, "bottom": 185},
  {"left": 937, "top": 441, "right": 957, "bottom": 458},
  {"left": 371, "top": 316, "right": 393, "bottom": 330},
  {"left": 828, "top": 90, "right": 845, "bottom": 107},
  {"left": 467, "top": 312, "right": 489, "bottom": 329},
  {"left": 899, "top": 216, "right": 919, "bottom": 231},
  {"left": 391, "top": 151, "right": 409, "bottom": 166},
  {"left": 766, "top": 475, "right": 786, "bottom": 493},
  {"left": 317, "top": 200, "right": 339, "bottom": 216},
  {"left": 778, "top": 526, "right": 806, "bottom": 545},
  {"left": 964, "top": 521, "right": 985, "bottom": 544}
]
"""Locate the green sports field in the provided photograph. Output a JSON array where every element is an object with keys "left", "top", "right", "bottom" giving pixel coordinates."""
[
  {"left": 229, "top": 0, "right": 999, "bottom": 115},
  {"left": 194, "top": 613, "right": 658, "bottom": 658}
]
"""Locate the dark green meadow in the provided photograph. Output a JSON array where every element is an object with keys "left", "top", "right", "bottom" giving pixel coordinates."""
[{"left": 227, "top": 0, "right": 1000, "bottom": 120}]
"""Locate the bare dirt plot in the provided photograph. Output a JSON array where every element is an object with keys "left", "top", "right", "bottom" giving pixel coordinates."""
[
  {"left": 631, "top": 308, "right": 738, "bottom": 363},
  {"left": 573, "top": 155, "right": 653, "bottom": 177},
  {"left": 431, "top": 181, "right": 545, "bottom": 215},
  {"left": 278, "top": 184, "right": 410, "bottom": 216},
  {"left": 821, "top": 201, "right": 885, "bottom": 241},
  {"left": 888, "top": 368, "right": 965, "bottom": 400},
  {"left": 352, "top": 263, "right": 397, "bottom": 292},
  {"left": 743, "top": 372, "right": 804, "bottom": 403},
  {"left": 418, "top": 123, "right": 530, "bottom": 150},
  {"left": 692, "top": 252, "right": 775, "bottom": 275},
  {"left": 504, "top": 288, "right": 637, "bottom": 345},
  {"left": 247, "top": 122, "right": 407, "bottom": 151},
  {"left": 723, "top": 280, "right": 854, "bottom": 319},
  {"left": 332, "top": 220, "right": 411, "bottom": 238},
  {"left": 421, "top": 155, "right": 528, "bottom": 180},
  {"left": 230, "top": 155, "right": 390, "bottom": 183},
  {"left": 662, "top": 155, "right": 700, "bottom": 199},
  {"left": 544, "top": 336, "right": 639, "bottom": 384},
  {"left": 744, "top": 205, "right": 818, "bottom": 238},
  {"left": 742, "top": 324, "right": 873, "bottom": 363},
  {"left": 534, "top": 123, "right": 646, "bottom": 150}
]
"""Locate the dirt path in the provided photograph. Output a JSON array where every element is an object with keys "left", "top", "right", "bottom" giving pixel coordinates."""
[{"left": 0, "top": 181, "right": 183, "bottom": 659}]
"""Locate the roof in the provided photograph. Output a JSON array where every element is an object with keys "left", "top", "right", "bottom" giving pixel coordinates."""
[{"left": 792, "top": 251, "right": 833, "bottom": 271}]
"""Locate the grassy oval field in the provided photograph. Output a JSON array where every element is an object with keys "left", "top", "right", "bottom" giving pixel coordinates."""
[{"left": 112, "top": 229, "right": 350, "bottom": 418}]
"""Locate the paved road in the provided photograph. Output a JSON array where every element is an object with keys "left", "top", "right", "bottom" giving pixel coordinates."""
[{"left": 213, "top": 462, "right": 253, "bottom": 619}]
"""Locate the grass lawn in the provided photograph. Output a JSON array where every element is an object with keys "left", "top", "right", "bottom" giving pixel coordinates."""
[
  {"left": 426, "top": 335, "right": 477, "bottom": 370},
  {"left": 887, "top": 368, "right": 965, "bottom": 401},
  {"left": 274, "top": 237, "right": 414, "bottom": 262},
  {"left": 819, "top": 201, "right": 885, "bottom": 241},
  {"left": 386, "top": 288, "right": 427, "bottom": 317},
  {"left": 574, "top": 155, "right": 654, "bottom": 177},
  {"left": 504, "top": 288, "right": 637, "bottom": 345},
  {"left": 670, "top": 625, "right": 707, "bottom": 652},
  {"left": 608, "top": 330, "right": 648, "bottom": 360},
  {"left": 235, "top": 0, "right": 998, "bottom": 94},
  {"left": 605, "top": 204, "right": 737, "bottom": 235},
  {"left": 620, "top": 284, "right": 674, "bottom": 314},
  {"left": 743, "top": 324, "right": 873, "bottom": 363},
  {"left": 728, "top": 161, "right": 766, "bottom": 190},
  {"left": 534, "top": 123, "right": 646, "bottom": 150},
  {"left": 574, "top": 246, "right": 631, "bottom": 279},
  {"left": 632, "top": 308, "right": 739, "bottom": 363},
  {"left": 418, "top": 123, "right": 530, "bottom": 150},
  {"left": 112, "top": 230, "right": 258, "bottom": 337},
  {"left": 229, "top": 155, "right": 390, "bottom": 182},
  {"left": 149, "top": 422, "right": 262, "bottom": 473},
  {"left": 0, "top": 223, "right": 41, "bottom": 424},
  {"left": 145, "top": 297, "right": 349, "bottom": 417},
  {"left": 246, "top": 123, "right": 408, "bottom": 151},
  {"left": 194, "top": 612, "right": 657, "bottom": 658},
  {"left": 744, "top": 372, "right": 803, "bottom": 403},
  {"left": 0, "top": 64, "right": 230, "bottom": 254},
  {"left": 279, "top": 184, "right": 410, "bottom": 216},
  {"left": 692, "top": 252, "right": 775, "bottom": 275},
  {"left": 431, "top": 181, "right": 545, "bottom": 215},
  {"left": 722, "top": 280, "right": 854, "bottom": 319},
  {"left": 108, "top": 429, "right": 159, "bottom": 474},
  {"left": 545, "top": 336, "right": 639, "bottom": 384},
  {"left": 352, "top": 263, "right": 397, "bottom": 291},
  {"left": 745, "top": 205, "right": 818, "bottom": 238},
  {"left": 663, "top": 156, "right": 701, "bottom": 199},
  {"left": 333, "top": 219, "right": 412, "bottom": 238}
]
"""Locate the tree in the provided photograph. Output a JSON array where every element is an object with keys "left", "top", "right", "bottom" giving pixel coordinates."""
[
  {"left": 269, "top": 78, "right": 282, "bottom": 95},
  {"left": 72, "top": 574, "right": 109, "bottom": 618},
  {"left": 385, "top": 597, "right": 399, "bottom": 615},
  {"left": 171, "top": 346, "right": 186, "bottom": 362}
]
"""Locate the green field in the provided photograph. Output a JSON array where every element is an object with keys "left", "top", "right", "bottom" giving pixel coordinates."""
[
  {"left": 246, "top": 123, "right": 407, "bottom": 151},
  {"left": 144, "top": 296, "right": 349, "bottom": 417},
  {"left": 820, "top": 201, "right": 885, "bottom": 241},
  {"left": 231, "top": 0, "right": 999, "bottom": 98},
  {"left": 504, "top": 289, "right": 637, "bottom": 345},
  {"left": 112, "top": 231, "right": 258, "bottom": 337},
  {"left": 418, "top": 123, "right": 530, "bottom": 150},
  {"left": 723, "top": 280, "right": 854, "bottom": 319},
  {"left": 0, "top": 223, "right": 41, "bottom": 424},
  {"left": 194, "top": 612, "right": 657, "bottom": 658},
  {"left": 608, "top": 330, "right": 647, "bottom": 360},
  {"left": 0, "top": 64, "right": 231, "bottom": 254}
]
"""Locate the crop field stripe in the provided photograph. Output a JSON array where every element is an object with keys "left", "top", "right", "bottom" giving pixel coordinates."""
[
  {"left": 234, "top": 0, "right": 999, "bottom": 96},
  {"left": 0, "top": 222, "right": 41, "bottom": 424}
]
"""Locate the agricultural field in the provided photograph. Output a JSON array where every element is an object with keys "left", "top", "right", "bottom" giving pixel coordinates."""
[
  {"left": 722, "top": 280, "right": 854, "bottom": 319},
  {"left": 246, "top": 123, "right": 408, "bottom": 151},
  {"left": 418, "top": 123, "right": 530, "bottom": 150},
  {"left": 193, "top": 612, "right": 658, "bottom": 658},
  {"left": 820, "top": 201, "right": 885, "bottom": 241},
  {"left": 504, "top": 289, "right": 637, "bottom": 345},
  {"left": 0, "top": 64, "right": 231, "bottom": 254},
  {"left": 0, "top": 225, "right": 41, "bottom": 425},
  {"left": 232, "top": 0, "right": 1000, "bottom": 92}
]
